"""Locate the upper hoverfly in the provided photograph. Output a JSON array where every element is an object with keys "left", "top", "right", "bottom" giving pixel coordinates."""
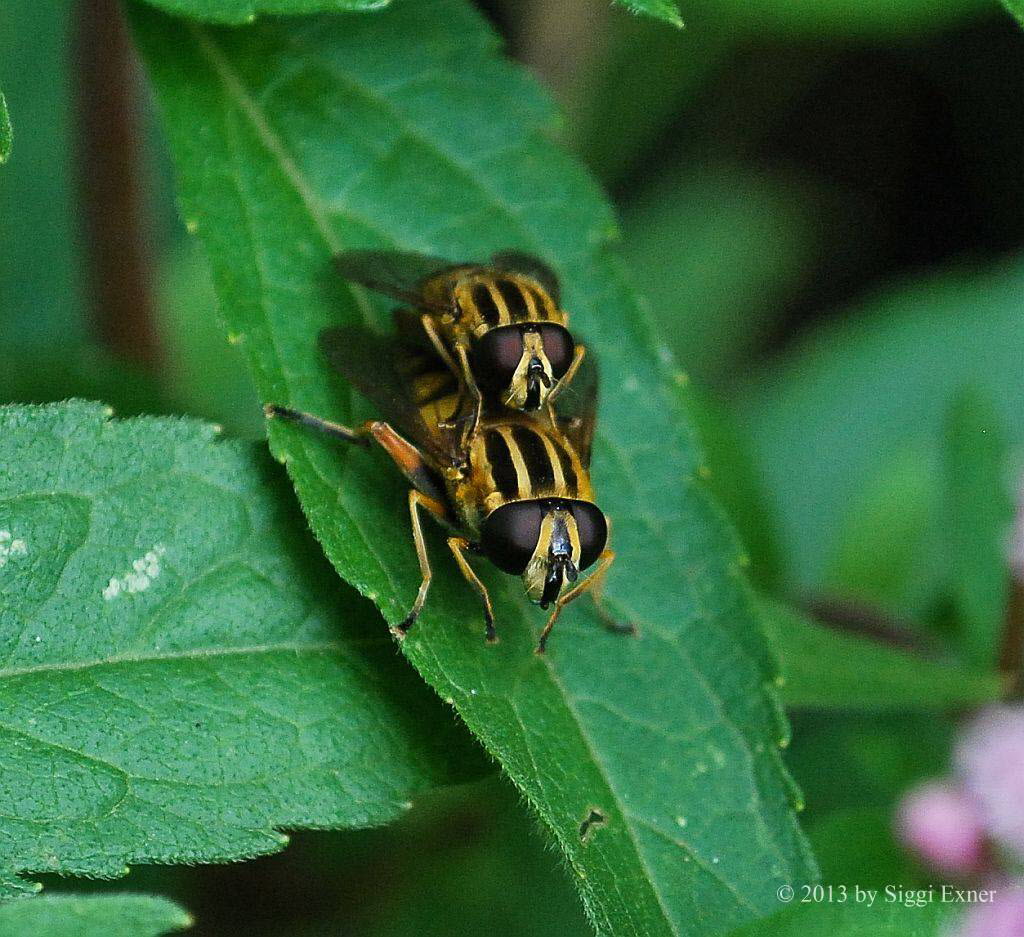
[
  {"left": 333, "top": 250, "right": 584, "bottom": 442},
  {"left": 265, "top": 309, "right": 632, "bottom": 653}
]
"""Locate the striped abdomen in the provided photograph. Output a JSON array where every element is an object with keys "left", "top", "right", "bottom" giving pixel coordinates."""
[
  {"left": 451, "top": 272, "right": 564, "bottom": 333},
  {"left": 472, "top": 420, "right": 593, "bottom": 514}
]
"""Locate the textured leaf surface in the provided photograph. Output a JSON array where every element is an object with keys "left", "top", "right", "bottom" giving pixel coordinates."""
[
  {"left": 0, "top": 894, "right": 191, "bottom": 937},
  {"left": 0, "top": 91, "right": 11, "bottom": 164},
  {"left": 134, "top": 4, "right": 817, "bottom": 934},
  {"left": 0, "top": 402, "right": 474, "bottom": 898},
  {"left": 139, "top": 0, "right": 388, "bottom": 26},
  {"left": 761, "top": 600, "right": 1003, "bottom": 710}
]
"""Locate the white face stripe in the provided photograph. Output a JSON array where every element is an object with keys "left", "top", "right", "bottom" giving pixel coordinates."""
[
  {"left": 521, "top": 508, "right": 580, "bottom": 603},
  {"left": 502, "top": 330, "right": 553, "bottom": 410}
]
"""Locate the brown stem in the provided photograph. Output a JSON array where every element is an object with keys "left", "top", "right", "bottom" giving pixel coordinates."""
[
  {"left": 999, "top": 578, "right": 1024, "bottom": 697},
  {"left": 74, "top": 0, "right": 160, "bottom": 366}
]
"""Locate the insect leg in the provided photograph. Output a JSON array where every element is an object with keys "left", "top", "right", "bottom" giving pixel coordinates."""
[
  {"left": 535, "top": 549, "right": 634, "bottom": 654},
  {"left": 395, "top": 489, "right": 448, "bottom": 637},
  {"left": 546, "top": 343, "right": 586, "bottom": 408},
  {"left": 447, "top": 537, "right": 497, "bottom": 643},
  {"left": 420, "top": 314, "right": 461, "bottom": 383},
  {"left": 264, "top": 404, "right": 370, "bottom": 446},
  {"left": 266, "top": 405, "right": 448, "bottom": 505},
  {"left": 454, "top": 344, "right": 484, "bottom": 447}
]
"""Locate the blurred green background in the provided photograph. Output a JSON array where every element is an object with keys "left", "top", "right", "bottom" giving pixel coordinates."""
[{"left": 3, "top": 0, "right": 1023, "bottom": 933}]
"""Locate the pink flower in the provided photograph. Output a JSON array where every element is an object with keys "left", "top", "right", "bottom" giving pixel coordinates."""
[
  {"left": 956, "top": 706, "right": 1024, "bottom": 861},
  {"left": 896, "top": 780, "right": 986, "bottom": 874},
  {"left": 950, "top": 882, "right": 1024, "bottom": 937}
]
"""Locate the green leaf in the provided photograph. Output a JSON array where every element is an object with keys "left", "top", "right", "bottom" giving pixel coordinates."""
[
  {"left": 132, "top": 4, "right": 817, "bottom": 934},
  {"left": 727, "top": 901, "right": 950, "bottom": 937},
  {"left": 0, "top": 1, "right": 87, "bottom": 349},
  {"left": 805, "top": 806, "right": 921, "bottom": 888},
  {"left": 678, "top": 387, "right": 781, "bottom": 589},
  {"left": 735, "top": 262, "right": 1024, "bottom": 593},
  {"left": 822, "top": 444, "right": 943, "bottom": 618},
  {"left": 0, "top": 401, "right": 476, "bottom": 898},
  {"left": 139, "top": 0, "right": 389, "bottom": 26},
  {"left": 942, "top": 389, "right": 1014, "bottom": 668},
  {"left": 620, "top": 167, "right": 822, "bottom": 387},
  {"left": 1001, "top": 0, "right": 1024, "bottom": 27},
  {"left": 0, "top": 91, "right": 11, "bottom": 165},
  {"left": 155, "top": 242, "right": 263, "bottom": 439},
  {"left": 760, "top": 599, "right": 1003, "bottom": 710},
  {"left": 613, "top": 0, "right": 684, "bottom": 28},
  {"left": 0, "top": 894, "right": 191, "bottom": 937},
  {"left": 702, "top": 0, "right": 987, "bottom": 36},
  {"left": 572, "top": 14, "right": 726, "bottom": 185}
]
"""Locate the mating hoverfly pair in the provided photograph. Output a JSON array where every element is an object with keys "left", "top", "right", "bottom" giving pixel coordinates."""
[{"left": 267, "top": 250, "right": 632, "bottom": 653}]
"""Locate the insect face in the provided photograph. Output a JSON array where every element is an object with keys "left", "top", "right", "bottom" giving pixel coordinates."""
[
  {"left": 473, "top": 324, "right": 576, "bottom": 411},
  {"left": 480, "top": 498, "right": 608, "bottom": 608}
]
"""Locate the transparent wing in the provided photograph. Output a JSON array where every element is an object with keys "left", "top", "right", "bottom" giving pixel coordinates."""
[
  {"left": 334, "top": 250, "right": 458, "bottom": 314},
  {"left": 552, "top": 349, "right": 598, "bottom": 469},
  {"left": 318, "top": 324, "right": 461, "bottom": 467},
  {"left": 490, "top": 251, "right": 561, "bottom": 305}
]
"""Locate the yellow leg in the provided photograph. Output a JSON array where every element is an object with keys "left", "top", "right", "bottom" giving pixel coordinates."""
[
  {"left": 420, "top": 315, "right": 461, "bottom": 384},
  {"left": 455, "top": 344, "right": 484, "bottom": 447},
  {"left": 395, "top": 489, "right": 448, "bottom": 637},
  {"left": 546, "top": 343, "right": 586, "bottom": 409},
  {"left": 536, "top": 549, "right": 634, "bottom": 654},
  {"left": 448, "top": 537, "right": 497, "bottom": 643}
]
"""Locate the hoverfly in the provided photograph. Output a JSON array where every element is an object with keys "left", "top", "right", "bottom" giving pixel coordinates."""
[
  {"left": 333, "top": 250, "right": 585, "bottom": 443},
  {"left": 265, "top": 311, "right": 631, "bottom": 653}
]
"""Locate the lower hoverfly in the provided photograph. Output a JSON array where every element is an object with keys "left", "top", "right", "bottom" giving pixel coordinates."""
[
  {"left": 333, "top": 249, "right": 585, "bottom": 444},
  {"left": 265, "top": 311, "right": 632, "bottom": 653}
]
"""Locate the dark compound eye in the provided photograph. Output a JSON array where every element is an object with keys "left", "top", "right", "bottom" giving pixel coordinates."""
[
  {"left": 538, "top": 325, "right": 575, "bottom": 379},
  {"left": 571, "top": 502, "right": 608, "bottom": 571},
  {"left": 473, "top": 325, "right": 524, "bottom": 392},
  {"left": 480, "top": 502, "right": 543, "bottom": 575}
]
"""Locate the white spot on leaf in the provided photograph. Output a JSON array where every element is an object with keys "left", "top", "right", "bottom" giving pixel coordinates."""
[
  {"left": 103, "top": 544, "right": 166, "bottom": 601},
  {"left": 0, "top": 530, "right": 28, "bottom": 568}
]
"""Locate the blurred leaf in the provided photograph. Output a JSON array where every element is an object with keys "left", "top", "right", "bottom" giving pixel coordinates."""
[
  {"left": 0, "top": 91, "right": 11, "bottom": 164},
  {"left": 621, "top": 167, "right": 822, "bottom": 386},
  {"left": 823, "top": 444, "right": 943, "bottom": 617},
  {"left": 784, "top": 713, "right": 953, "bottom": 818},
  {"left": 727, "top": 902, "right": 950, "bottom": 937},
  {"left": 735, "top": 261, "right": 1024, "bottom": 592},
  {"left": 572, "top": 15, "right": 725, "bottom": 184},
  {"left": 806, "top": 806, "right": 921, "bottom": 888},
  {"left": 1002, "top": 0, "right": 1024, "bottom": 26},
  {"left": 0, "top": 345, "right": 165, "bottom": 417},
  {"left": 943, "top": 389, "right": 1013, "bottom": 668},
  {"left": 701, "top": 0, "right": 989, "bottom": 37},
  {"left": 346, "top": 778, "right": 594, "bottom": 937},
  {"left": 0, "top": 0, "right": 86, "bottom": 349},
  {"left": 760, "top": 599, "right": 1003, "bottom": 710},
  {"left": 679, "top": 387, "right": 781, "bottom": 587},
  {"left": 155, "top": 242, "right": 262, "bottom": 438},
  {"left": 0, "top": 894, "right": 191, "bottom": 937},
  {"left": 611, "top": 0, "right": 683, "bottom": 30},
  {"left": 139, "top": 0, "right": 389, "bottom": 25},
  {"left": 133, "top": 4, "right": 817, "bottom": 934},
  {"left": 0, "top": 401, "right": 477, "bottom": 898}
]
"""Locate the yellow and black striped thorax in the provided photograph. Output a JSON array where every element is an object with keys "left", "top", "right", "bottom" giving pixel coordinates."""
[
  {"left": 436, "top": 269, "right": 567, "bottom": 338},
  {"left": 468, "top": 418, "right": 593, "bottom": 515}
]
